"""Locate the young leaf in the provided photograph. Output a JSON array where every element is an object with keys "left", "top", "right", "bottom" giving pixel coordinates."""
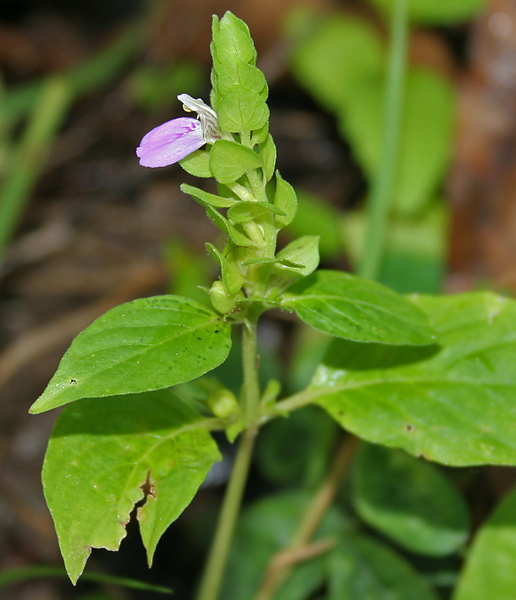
[
  {"left": 205, "top": 242, "right": 245, "bottom": 295},
  {"left": 273, "top": 235, "right": 320, "bottom": 279},
  {"left": 352, "top": 444, "right": 469, "bottom": 556},
  {"left": 453, "top": 485, "right": 516, "bottom": 600},
  {"left": 216, "top": 56, "right": 267, "bottom": 96},
  {"left": 281, "top": 270, "right": 435, "bottom": 346},
  {"left": 209, "top": 139, "right": 262, "bottom": 185},
  {"left": 310, "top": 292, "right": 516, "bottom": 466},
  {"left": 259, "top": 134, "right": 277, "bottom": 181},
  {"left": 217, "top": 86, "right": 269, "bottom": 133},
  {"left": 179, "top": 149, "right": 212, "bottom": 178},
  {"left": 274, "top": 172, "right": 298, "bottom": 229},
  {"left": 181, "top": 183, "right": 237, "bottom": 208},
  {"left": 227, "top": 201, "right": 283, "bottom": 223},
  {"left": 30, "top": 296, "right": 232, "bottom": 413},
  {"left": 211, "top": 12, "right": 257, "bottom": 70},
  {"left": 42, "top": 390, "right": 221, "bottom": 583},
  {"left": 328, "top": 532, "right": 439, "bottom": 600}
]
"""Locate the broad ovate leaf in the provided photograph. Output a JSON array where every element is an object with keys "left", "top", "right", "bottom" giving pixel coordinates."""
[
  {"left": 453, "top": 485, "right": 516, "bottom": 600},
  {"left": 353, "top": 443, "right": 469, "bottom": 556},
  {"left": 30, "top": 295, "right": 232, "bottom": 413},
  {"left": 310, "top": 292, "right": 516, "bottom": 466},
  {"left": 42, "top": 390, "right": 221, "bottom": 583},
  {"left": 281, "top": 270, "right": 435, "bottom": 346}
]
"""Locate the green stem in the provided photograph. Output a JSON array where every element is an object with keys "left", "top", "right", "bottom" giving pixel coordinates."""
[
  {"left": 241, "top": 316, "right": 261, "bottom": 422},
  {"left": 195, "top": 318, "right": 261, "bottom": 600},
  {"left": 358, "top": 0, "right": 409, "bottom": 281}
]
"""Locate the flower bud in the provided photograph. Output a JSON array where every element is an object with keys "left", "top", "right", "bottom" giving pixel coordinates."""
[
  {"left": 209, "top": 280, "right": 236, "bottom": 314},
  {"left": 207, "top": 388, "right": 240, "bottom": 419}
]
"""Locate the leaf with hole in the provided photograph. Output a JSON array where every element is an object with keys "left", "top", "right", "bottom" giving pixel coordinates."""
[{"left": 42, "top": 390, "right": 220, "bottom": 583}]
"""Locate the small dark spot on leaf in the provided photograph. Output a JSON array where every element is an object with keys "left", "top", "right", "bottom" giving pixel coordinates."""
[
  {"left": 197, "top": 337, "right": 202, "bottom": 341},
  {"left": 404, "top": 423, "right": 415, "bottom": 432},
  {"left": 338, "top": 411, "right": 345, "bottom": 418},
  {"left": 70, "top": 379, "right": 78, "bottom": 385},
  {"left": 214, "top": 329, "right": 220, "bottom": 333}
]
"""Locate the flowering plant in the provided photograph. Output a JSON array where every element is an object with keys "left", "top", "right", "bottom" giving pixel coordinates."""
[{"left": 31, "top": 10, "right": 516, "bottom": 600}]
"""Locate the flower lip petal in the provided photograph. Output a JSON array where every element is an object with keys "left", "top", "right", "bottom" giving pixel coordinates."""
[{"left": 136, "top": 117, "right": 204, "bottom": 168}]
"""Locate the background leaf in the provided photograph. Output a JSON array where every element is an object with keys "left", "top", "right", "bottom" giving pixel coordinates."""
[
  {"left": 281, "top": 270, "right": 435, "bottom": 346},
  {"left": 341, "top": 68, "right": 454, "bottom": 215},
  {"left": 30, "top": 295, "right": 232, "bottom": 413},
  {"left": 290, "top": 14, "right": 384, "bottom": 114},
  {"left": 311, "top": 292, "right": 516, "bottom": 466},
  {"left": 328, "top": 532, "right": 439, "bottom": 600},
  {"left": 369, "top": 0, "right": 486, "bottom": 25},
  {"left": 42, "top": 390, "right": 221, "bottom": 583},
  {"left": 290, "top": 15, "right": 454, "bottom": 216},
  {"left": 352, "top": 443, "right": 469, "bottom": 555},
  {"left": 220, "top": 491, "right": 347, "bottom": 600},
  {"left": 453, "top": 485, "right": 516, "bottom": 600}
]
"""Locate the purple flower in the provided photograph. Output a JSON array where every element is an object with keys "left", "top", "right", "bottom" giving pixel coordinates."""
[
  {"left": 136, "top": 117, "right": 205, "bottom": 168},
  {"left": 136, "top": 94, "right": 220, "bottom": 168}
]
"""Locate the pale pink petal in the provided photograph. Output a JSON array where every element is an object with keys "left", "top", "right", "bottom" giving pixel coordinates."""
[{"left": 136, "top": 117, "right": 204, "bottom": 168}]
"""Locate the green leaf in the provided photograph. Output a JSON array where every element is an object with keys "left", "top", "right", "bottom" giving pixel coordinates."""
[
  {"left": 209, "top": 139, "right": 262, "bottom": 185},
  {"left": 211, "top": 12, "right": 257, "bottom": 71},
  {"left": 453, "top": 485, "right": 516, "bottom": 600},
  {"left": 217, "top": 86, "right": 269, "bottom": 133},
  {"left": 227, "top": 200, "right": 283, "bottom": 223},
  {"left": 205, "top": 242, "right": 245, "bottom": 295},
  {"left": 204, "top": 205, "right": 255, "bottom": 247},
  {"left": 311, "top": 292, "right": 516, "bottom": 466},
  {"left": 342, "top": 68, "right": 454, "bottom": 215},
  {"left": 328, "top": 532, "right": 439, "bottom": 600},
  {"left": 290, "top": 14, "right": 384, "bottom": 113},
  {"left": 370, "top": 0, "right": 486, "bottom": 24},
  {"left": 273, "top": 235, "right": 320, "bottom": 279},
  {"left": 179, "top": 149, "right": 212, "bottom": 178},
  {"left": 257, "top": 406, "right": 339, "bottom": 487},
  {"left": 30, "top": 296, "right": 232, "bottom": 413},
  {"left": 42, "top": 390, "right": 221, "bottom": 583},
  {"left": 216, "top": 56, "right": 267, "bottom": 97},
  {"left": 180, "top": 183, "right": 236, "bottom": 208},
  {"left": 259, "top": 134, "right": 276, "bottom": 181},
  {"left": 274, "top": 172, "right": 298, "bottom": 229},
  {"left": 353, "top": 444, "right": 469, "bottom": 556},
  {"left": 281, "top": 270, "right": 435, "bottom": 346}
]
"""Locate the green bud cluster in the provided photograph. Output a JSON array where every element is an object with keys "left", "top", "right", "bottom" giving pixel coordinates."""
[{"left": 179, "top": 11, "right": 320, "bottom": 318}]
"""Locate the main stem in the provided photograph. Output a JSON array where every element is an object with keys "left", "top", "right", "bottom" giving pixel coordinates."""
[
  {"left": 195, "top": 316, "right": 261, "bottom": 600},
  {"left": 358, "top": 0, "right": 409, "bottom": 280}
]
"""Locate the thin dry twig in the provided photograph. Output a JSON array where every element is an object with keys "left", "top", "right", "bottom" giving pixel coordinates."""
[{"left": 255, "top": 435, "right": 360, "bottom": 600}]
